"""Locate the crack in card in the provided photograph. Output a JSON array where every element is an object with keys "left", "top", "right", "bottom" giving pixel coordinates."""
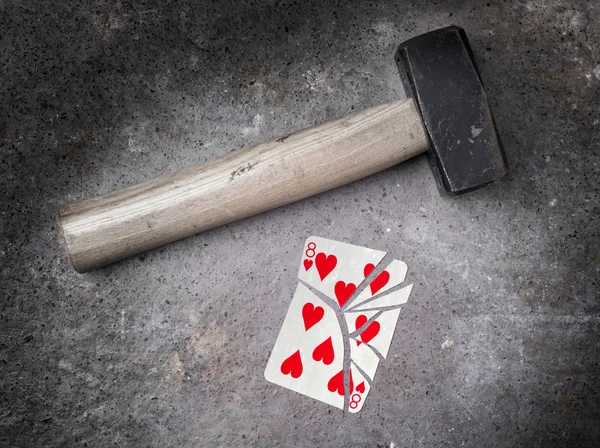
[{"left": 264, "top": 237, "right": 413, "bottom": 413}]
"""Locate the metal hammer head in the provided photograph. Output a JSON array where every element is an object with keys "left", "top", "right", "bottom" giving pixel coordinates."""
[{"left": 396, "top": 26, "right": 508, "bottom": 195}]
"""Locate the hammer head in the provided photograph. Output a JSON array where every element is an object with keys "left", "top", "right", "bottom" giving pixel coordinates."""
[{"left": 395, "top": 26, "right": 508, "bottom": 195}]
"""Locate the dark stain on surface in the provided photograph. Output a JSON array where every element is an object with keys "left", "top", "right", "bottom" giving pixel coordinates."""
[{"left": 556, "top": 391, "right": 569, "bottom": 415}]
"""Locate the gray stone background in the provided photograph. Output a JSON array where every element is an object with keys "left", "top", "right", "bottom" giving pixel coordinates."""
[{"left": 1, "top": 0, "right": 599, "bottom": 446}]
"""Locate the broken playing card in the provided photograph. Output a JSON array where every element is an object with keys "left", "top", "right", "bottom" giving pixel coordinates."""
[{"left": 264, "top": 237, "right": 414, "bottom": 413}]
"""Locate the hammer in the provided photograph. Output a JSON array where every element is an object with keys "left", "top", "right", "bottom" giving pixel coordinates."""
[{"left": 59, "top": 26, "right": 507, "bottom": 272}]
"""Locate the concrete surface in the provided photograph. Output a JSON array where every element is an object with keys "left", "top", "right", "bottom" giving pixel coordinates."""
[{"left": 1, "top": 0, "right": 599, "bottom": 446}]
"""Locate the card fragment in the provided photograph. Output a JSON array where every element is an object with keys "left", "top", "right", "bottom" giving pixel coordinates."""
[
  {"left": 347, "top": 365, "right": 371, "bottom": 413},
  {"left": 349, "top": 284, "right": 413, "bottom": 312}
]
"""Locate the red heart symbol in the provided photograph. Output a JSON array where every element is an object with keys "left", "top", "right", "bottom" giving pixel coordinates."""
[
  {"left": 334, "top": 281, "right": 356, "bottom": 307},
  {"left": 280, "top": 350, "right": 303, "bottom": 379},
  {"left": 355, "top": 314, "right": 380, "bottom": 346},
  {"left": 312, "top": 336, "right": 335, "bottom": 365},
  {"left": 356, "top": 381, "right": 365, "bottom": 393},
  {"left": 303, "top": 259, "right": 313, "bottom": 271},
  {"left": 315, "top": 252, "right": 337, "bottom": 280},
  {"left": 302, "top": 302, "right": 324, "bottom": 331},
  {"left": 327, "top": 369, "right": 354, "bottom": 396},
  {"left": 364, "top": 263, "right": 390, "bottom": 295}
]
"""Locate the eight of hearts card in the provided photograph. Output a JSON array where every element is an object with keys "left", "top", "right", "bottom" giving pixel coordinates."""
[{"left": 264, "top": 237, "right": 413, "bottom": 413}]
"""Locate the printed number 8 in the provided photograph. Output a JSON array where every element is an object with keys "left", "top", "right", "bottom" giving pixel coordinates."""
[
  {"left": 349, "top": 393, "right": 361, "bottom": 409},
  {"left": 305, "top": 242, "right": 317, "bottom": 258}
]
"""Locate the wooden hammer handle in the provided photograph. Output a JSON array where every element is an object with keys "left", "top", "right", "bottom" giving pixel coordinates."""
[{"left": 59, "top": 98, "right": 428, "bottom": 272}]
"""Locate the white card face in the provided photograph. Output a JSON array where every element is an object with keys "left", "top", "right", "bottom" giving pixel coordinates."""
[
  {"left": 297, "top": 236, "right": 386, "bottom": 308},
  {"left": 345, "top": 309, "right": 379, "bottom": 349},
  {"left": 349, "top": 259, "right": 408, "bottom": 309},
  {"left": 347, "top": 364, "right": 371, "bottom": 414},
  {"left": 350, "top": 340, "right": 381, "bottom": 381},
  {"left": 264, "top": 283, "right": 345, "bottom": 410},
  {"left": 346, "top": 307, "right": 403, "bottom": 360},
  {"left": 349, "top": 284, "right": 413, "bottom": 312}
]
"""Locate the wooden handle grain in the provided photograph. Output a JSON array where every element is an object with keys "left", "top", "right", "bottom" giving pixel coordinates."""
[{"left": 59, "top": 98, "right": 428, "bottom": 272}]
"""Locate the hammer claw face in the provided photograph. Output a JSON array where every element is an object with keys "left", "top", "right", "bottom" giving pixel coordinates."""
[{"left": 396, "top": 26, "right": 508, "bottom": 195}]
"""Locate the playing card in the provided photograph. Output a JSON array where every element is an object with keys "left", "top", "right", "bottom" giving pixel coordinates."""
[
  {"left": 265, "top": 237, "right": 414, "bottom": 413},
  {"left": 297, "top": 236, "right": 386, "bottom": 308},
  {"left": 347, "top": 259, "right": 408, "bottom": 310},
  {"left": 264, "top": 283, "right": 345, "bottom": 410}
]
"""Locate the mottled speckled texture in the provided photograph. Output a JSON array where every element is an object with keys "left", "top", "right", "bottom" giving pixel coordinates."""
[{"left": 1, "top": 0, "right": 599, "bottom": 447}]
